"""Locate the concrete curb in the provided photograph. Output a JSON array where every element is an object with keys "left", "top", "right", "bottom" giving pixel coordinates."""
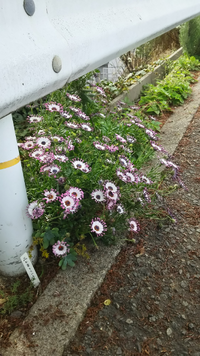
[
  {"left": 109, "top": 48, "right": 182, "bottom": 109},
  {"left": 2, "top": 57, "right": 200, "bottom": 356}
]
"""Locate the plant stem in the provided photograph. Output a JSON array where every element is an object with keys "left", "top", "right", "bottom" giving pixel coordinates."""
[{"left": 89, "top": 232, "right": 99, "bottom": 249}]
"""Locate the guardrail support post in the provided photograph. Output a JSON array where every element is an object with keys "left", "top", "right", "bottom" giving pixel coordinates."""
[{"left": 0, "top": 114, "right": 37, "bottom": 276}]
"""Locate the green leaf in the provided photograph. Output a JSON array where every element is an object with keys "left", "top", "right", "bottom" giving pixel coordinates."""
[
  {"left": 43, "top": 239, "right": 49, "bottom": 249},
  {"left": 67, "top": 260, "right": 75, "bottom": 267}
]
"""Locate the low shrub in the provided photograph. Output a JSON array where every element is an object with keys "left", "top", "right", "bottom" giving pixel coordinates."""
[
  {"left": 15, "top": 71, "right": 186, "bottom": 270},
  {"left": 180, "top": 16, "right": 200, "bottom": 58},
  {"left": 139, "top": 55, "right": 200, "bottom": 115}
]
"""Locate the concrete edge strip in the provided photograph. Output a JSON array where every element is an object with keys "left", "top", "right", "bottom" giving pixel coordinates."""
[{"left": 109, "top": 48, "right": 182, "bottom": 109}]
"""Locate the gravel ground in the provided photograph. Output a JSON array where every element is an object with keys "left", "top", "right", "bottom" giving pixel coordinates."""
[{"left": 63, "top": 108, "right": 200, "bottom": 356}]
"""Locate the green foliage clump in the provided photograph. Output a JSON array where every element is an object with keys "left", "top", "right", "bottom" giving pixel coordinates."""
[
  {"left": 139, "top": 55, "right": 200, "bottom": 115},
  {"left": 0, "top": 281, "right": 33, "bottom": 315},
  {"left": 180, "top": 16, "right": 200, "bottom": 58}
]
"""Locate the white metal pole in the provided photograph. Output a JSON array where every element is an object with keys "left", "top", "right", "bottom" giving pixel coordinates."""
[{"left": 0, "top": 114, "right": 37, "bottom": 276}]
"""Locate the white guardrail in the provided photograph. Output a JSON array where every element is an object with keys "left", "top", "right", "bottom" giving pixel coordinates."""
[{"left": 1, "top": 0, "right": 200, "bottom": 277}]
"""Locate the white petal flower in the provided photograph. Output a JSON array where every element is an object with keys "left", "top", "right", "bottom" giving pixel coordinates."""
[
  {"left": 80, "top": 123, "right": 93, "bottom": 131},
  {"left": 104, "top": 181, "right": 118, "bottom": 192},
  {"left": 52, "top": 241, "right": 70, "bottom": 257},
  {"left": 125, "top": 172, "right": 138, "bottom": 183},
  {"left": 116, "top": 204, "right": 125, "bottom": 214},
  {"left": 49, "top": 165, "right": 61, "bottom": 176},
  {"left": 27, "top": 115, "right": 44, "bottom": 123},
  {"left": 129, "top": 218, "right": 140, "bottom": 232},
  {"left": 105, "top": 190, "right": 119, "bottom": 201},
  {"left": 65, "top": 122, "right": 80, "bottom": 129},
  {"left": 90, "top": 218, "right": 107, "bottom": 236},
  {"left": 91, "top": 190, "right": 105, "bottom": 203},
  {"left": 37, "top": 137, "right": 51, "bottom": 149},
  {"left": 23, "top": 141, "right": 35, "bottom": 150},
  {"left": 43, "top": 189, "right": 58, "bottom": 203},
  {"left": 54, "top": 155, "right": 68, "bottom": 162},
  {"left": 30, "top": 149, "right": 44, "bottom": 159},
  {"left": 68, "top": 187, "right": 84, "bottom": 200},
  {"left": 72, "top": 159, "right": 87, "bottom": 170}
]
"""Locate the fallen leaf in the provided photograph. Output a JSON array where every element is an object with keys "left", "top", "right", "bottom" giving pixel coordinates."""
[{"left": 104, "top": 299, "right": 111, "bottom": 306}]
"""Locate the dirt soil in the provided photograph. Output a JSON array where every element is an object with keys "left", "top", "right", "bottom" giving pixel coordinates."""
[
  {"left": 62, "top": 109, "right": 200, "bottom": 355},
  {"left": 0, "top": 257, "right": 59, "bottom": 349}
]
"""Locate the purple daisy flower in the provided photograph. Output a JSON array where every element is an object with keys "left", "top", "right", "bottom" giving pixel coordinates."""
[
  {"left": 69, "top": 106, "right": 80, "bottom": 113},
  {"left": 57, "top": 176, "right": 66, "bottom": 185},
  {"left": 59, "top": 192, "right": 79, "bottom": 214},
  {"left": 81, "top": 166, "right": 91, "bottom": 173},
  {"left": 125, "top": 171, "right": 138, "bottom": 184},
  {"left": 119, "top": 155, "right": 131, "bottom": 168},
  {"left": 150, "top": 141, "right": 169, "bottom": 155},
  {"left": 39, "top": 152, "right": 55, "bottom": 164},
  {"left": 75, "top": 110, "right": 90, "bottom": 121},
  {"left": 54, "top": 154, "right": 68, "bottom": 163},
  {"left": 48, "top": 165, "right": 61, "bottom": 176},
  {"left": 29, "top": 148, "right": 45, "bottom": 159},
  {"left": 128, "top": 218, "right": 140, "bottom": 233},
  {"left": 115, "top": 134, "right": 127, "bottom": 143},
  {"left": 43, "top": 189, "right": 58, "bottom": 203},
  {"left": 122, "top": 146, "right": 133, "bottom": 153},
  {"left": 38, "top": 130, "right": 45, "bottom": 136},
  {"left": 60, "top": 111, "right": 72, "bottom": 120},
  {"left": 66, "top": 93, "right": 81, "bottom": 102},
  {"left": 137, "top": 197, "right": 145, "bottom": 206},
  {"left": 95, "top": 86, "right": 106, "bottom": 97},
  {"left": 23, "top": 141, "right": 35, "bottom": 150},
  {"left": 145, "top": 128, "right": 158, "bottom": 140},
  {"left": 65, "top": 137, "right": 75, "bottom": 151},
  {"left": 141, "top": 175, "right": 153, "bottom": 185},
  {"left": 116, "top": 204, "right": 126, "bottom": 214},
  {"left": 160, "top": 159, "right": 179, "bottom": 172},
  {"left": 36, "top": 137, "right": 51, "bottom": 149},
  {"left": 40, "top": 165, "right": 51, "bottom": 173},
  {"left": 65, "top": 122, "right": 80, "bottom": 129},
  {"left": 102, "top": 136, "right": 111, "bottom": 143},
  {"left": 106, "top": 144, "right": 119, "bottom": 153},
  {"left": 93, "top": 141, "right": 106, "bottom": 151},
  {"left": 52, "top": 241, "right": 70, "bottom": 257},
  {"left": 106, "top": 200, "right": 116, "bottom": 211},
  {"left": 91, "top": 189, "right": 105, "bottom": 203},
  {"left": 44, "top": 102, "right": 63, "bottom": 112},
  {"left": 143, "top": 188, "right": 151, "bottom": 203},
  {"left": 71, "top": 158, "right": 91, "bottom": 172},
  {"left": 27, "top": 201, "right": 44, "bottom": 219},
  {"left": 27, "top": 115, "right": 44, "bottom": 123},
  {"left": 104, "top": 181, "right": 118, "bottom": 192},
  {"left": 68, "top": 187, "right": 84, "bottom": 200},
  {"left": 130, "top": 105, "right": 140, "bottom": 110},
  {"left": 116, "top": 168, "right": 127, "bottom": 182},
  {"left": 80, "top": 123, "right": 93, "bottom": 131},
  {"left": 133, "top": 116, "right": 142, "bottom": 123},
  {"left": 126, "top": 135, "right": 136, "bottom": 144},
  {"left": 149, "top": 115, "right": 156, "bottom": 121},
  {"left": 90, "top": 218, "right": 107, "bottom": 236},
  {"left": 51, "top": 136, "right": 64, "bottom": 143},
  {"left": 135, "top": 122, "right": 145, "bottom": 128},
  {"left": 105, "top": 190, "right": 120, "bottom": 202}
]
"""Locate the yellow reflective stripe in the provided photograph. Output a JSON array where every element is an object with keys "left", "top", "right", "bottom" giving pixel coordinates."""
[{"left": 0, "top": 156, "right": 20, "bottom": 170}]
